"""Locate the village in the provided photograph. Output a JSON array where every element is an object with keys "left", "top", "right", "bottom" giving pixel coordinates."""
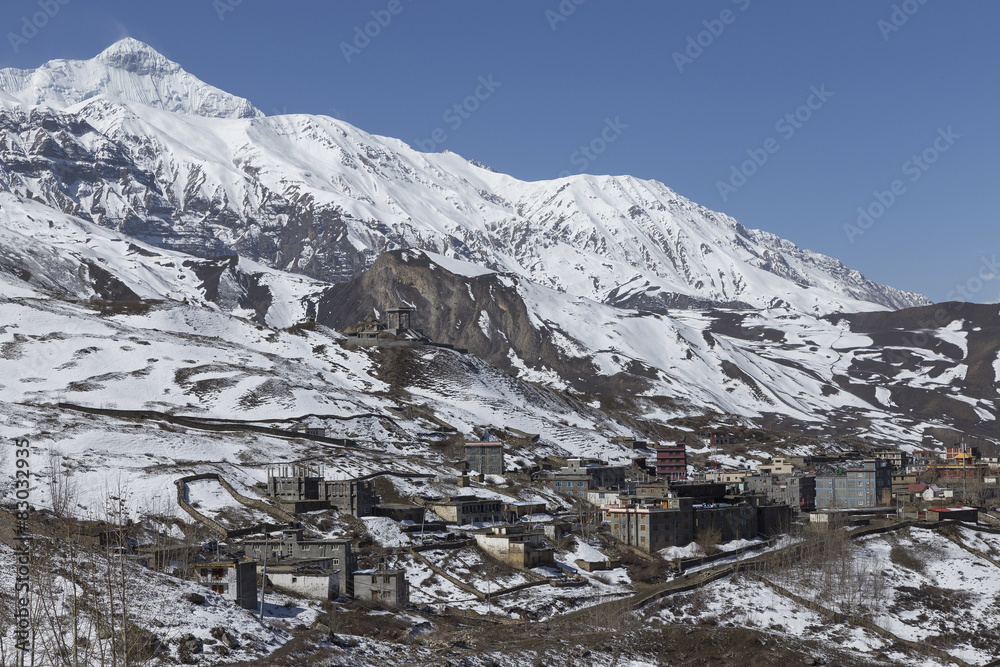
[
  {"left": 182, "top": 432, "right": 990, "bottom": 614},
  {"left": 11, "top": 418, "right": 994, "bottom": 634}
]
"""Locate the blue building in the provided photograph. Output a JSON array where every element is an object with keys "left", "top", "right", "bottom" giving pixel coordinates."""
[{"left": 815, "top": 460, "right": 891, "bottom": 509}]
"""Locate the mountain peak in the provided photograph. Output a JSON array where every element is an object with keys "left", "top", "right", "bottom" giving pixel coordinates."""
[
  {"left": 96, "top": 38, "right": 179, "bottom": 75},
  {"left": 0, "top": 39, "right": 262, "bottom": 119}
]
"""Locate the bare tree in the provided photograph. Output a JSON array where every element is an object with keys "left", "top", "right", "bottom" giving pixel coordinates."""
[
  {"left": 573, "top": 498, "right": 602, "bottom": 541},
  {"left": 48, "top": 449, "right": 77, "bottom": 517}
]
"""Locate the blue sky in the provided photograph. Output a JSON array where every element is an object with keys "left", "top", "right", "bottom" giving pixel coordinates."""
[{"left": 1, "top": 0, "right": 997, "bottom": 303}]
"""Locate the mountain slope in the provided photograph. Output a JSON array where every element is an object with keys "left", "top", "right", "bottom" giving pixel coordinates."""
[
  {"left": 0, "top": 39, "right": 927, "bottom": 315},
  {"left": 0, "top": 185, "right": 993, "bottom": 451},
  {"left": 318, "top": 250, "right": 998, "bottom": 446}
]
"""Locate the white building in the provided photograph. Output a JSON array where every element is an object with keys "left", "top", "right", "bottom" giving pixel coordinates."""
[{"left": 269, "top": 566, "right": 340, "bottom": 600}]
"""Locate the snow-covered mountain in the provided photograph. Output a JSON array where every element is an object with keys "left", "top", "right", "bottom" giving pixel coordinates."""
[
  {"left": 0, "top": 38, "right": 261, "bottom": 119},
  {"left": 0, "top": 38, "right": 926, "bottom": 314}
]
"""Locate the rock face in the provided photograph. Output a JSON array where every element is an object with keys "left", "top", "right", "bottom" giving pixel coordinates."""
[
  {"left": 318, "top": 250, "right": 628, "bottom": 394},
  {"left": 0, "top": 39, "right": 927, "bottom": 314},
  {"left": 318, "top": 250, "right": 1000, "bottom": 441}
]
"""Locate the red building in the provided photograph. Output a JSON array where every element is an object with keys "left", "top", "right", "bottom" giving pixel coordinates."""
[
  {"left": 936, "top": 465, "right": 987, "bottom": 480},
  {"left": 946, "top": 444, "right": 979, "bottom": 464},
  {"left": 655, "top": 444, "right": 687, "bottom": 481}
]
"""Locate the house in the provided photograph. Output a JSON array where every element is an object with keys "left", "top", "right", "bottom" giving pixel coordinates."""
[
  {"left": 745, "top": 473, "right": 816, "bottom": 512},
  {"left": 910, "top": 450, "right": 941, "bottom": 468},
  {"left": 240, "top": 532, "right": 355, "bottom": 596},
  {"left": 266, "top": 465, "right": 378, "bottom": 516},
  {"left": 195, "top": 560, "right": 257, "bottom": 610},
  {"left": 631, "top": 481, "right": 672, "bottom": 500},
  {"left": 268, "top": 565, "right": 340, "bottom": 600},
  {"left": 704, "top": 430, "right": 737, "bottom": 446},
  {"left": 873, "top": 449, "right": 910, "bottom": 471},
  {"left": 924, "top": 484, "right": 955, "bottom": 501},
  {"left": 560, "top": 458, "right": 627, "bottom": 489},
  {"left": 758, "top": 458, "right": 795, "bottom": 475},
  {"left": 631, "top": 456, "right": 657, "bottom": 475},
  {"left": 474, "top": 525, "right": 555, "bottom": 568},
  {"left": 352, "top": 569, "right": 409, "bottom": 605},
  {"left": 502, "top": 500, "right": 547, "bottom": 521},
  {"left": 464, "top": 442, "right": 505, "bottom": 474},
  {"left": 549, "top": 474, "right": 593, "bottom": 498},
  {"left": 705, "top": 469, "right": 748, "bottom": 486},
  {"left": 586, "top": 489, "right": 624, "bottom": 508},
  {"left": 655, "top": 444, "right": 687, "bottom": 481},
  {"left": 603, "top": 498, "right": 695, "bottom": 553},
  {"left": 542, "top": 522, "right": 572, "bottom": 540},
  {"left": 611, "top": 436, "right": 650, "bottom": 451},
  {"left": 908, "top": 484, "right": 954, "bottom": 501},
  {"left": 548, "top": 458, "right": 628, "bottom": 499},
  {"left": 692, "top": 503, "right": 758, "bottom": 542},
  {"left": 289, "top": 422, "right": 327, "bottom": 438},
  {"left": 428, "top": 496, "right": 504, "bottom": 525},
  {"left": 343, "top": 306, "right": 430, "bottom": 346},
  {"left": 669, "top": 482, "right": 728, "bottom": 502},
  {"left": 925, "top": 507, "right": 978, "bottom": 523},
  {"left": 815, "top": 460, "right": 892, "bottom": 510}
]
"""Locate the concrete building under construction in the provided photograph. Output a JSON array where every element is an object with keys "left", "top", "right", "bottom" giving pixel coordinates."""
[{"left": 266, "top": 465, "right": 377, "bottom": 517}]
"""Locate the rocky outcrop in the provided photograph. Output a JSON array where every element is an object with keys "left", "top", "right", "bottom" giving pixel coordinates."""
[{"left": 317, "top": 250, "right": 650, "bottom": 395}]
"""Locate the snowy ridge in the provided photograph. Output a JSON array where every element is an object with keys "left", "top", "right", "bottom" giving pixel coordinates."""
[{"left": 0, "top": 39, "right": 926, "bottom": 314}]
